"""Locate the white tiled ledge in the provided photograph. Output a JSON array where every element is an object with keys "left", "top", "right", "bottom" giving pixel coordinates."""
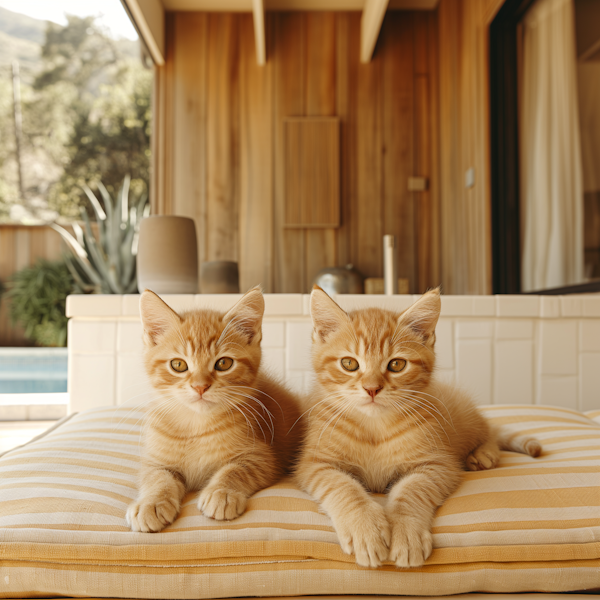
[{"left": 66, "top": 293, "right": 600, "bottom": 319}]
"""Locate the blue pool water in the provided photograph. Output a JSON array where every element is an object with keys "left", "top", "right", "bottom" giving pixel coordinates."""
[{"left": 0, "top": 348, "right": 68, "bottom": 393}]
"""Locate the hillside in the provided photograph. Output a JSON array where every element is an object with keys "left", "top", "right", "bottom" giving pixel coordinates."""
[
  {"left": 0, "top": 6, "right": 47, "bottom": 44},
  {"left": 0, "top": 7, "right": 140, "bottom": 84}
]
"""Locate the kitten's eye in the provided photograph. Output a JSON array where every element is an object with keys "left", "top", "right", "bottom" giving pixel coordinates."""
[
  {"left": 341, "top": 357, "right": 359, "bottom": 372},
  {"left": 387, "top": 359, "right": 407, "bottom": 373},
  {"left": 170, "top": 359, "right": 188, "bottom": 373},
  {"left": 215, "top": 357, "right": 233, "bottom": 372}
]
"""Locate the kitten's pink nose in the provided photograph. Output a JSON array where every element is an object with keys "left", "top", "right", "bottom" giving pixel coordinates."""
[
  {"left": 193, "top": 384, "right": 211, "bottom": 397},
  {"left": 364, "top": 386, "right": 382, "bottom": 399}
]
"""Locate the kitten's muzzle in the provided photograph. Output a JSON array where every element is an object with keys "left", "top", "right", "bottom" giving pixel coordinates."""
[
  {"left": 364, "top": 385, "right": 382, "bottom": 400},
  {"left": 193, "top": 384, "right": 211, "bottom": 398}
]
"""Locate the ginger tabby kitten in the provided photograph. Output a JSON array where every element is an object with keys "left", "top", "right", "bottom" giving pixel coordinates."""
[
  {"left": 126, "top": 287, "right": 303, "bottom": 532},
  {"left": 296, "top": 287, "right": 541, "bottom": 568}
]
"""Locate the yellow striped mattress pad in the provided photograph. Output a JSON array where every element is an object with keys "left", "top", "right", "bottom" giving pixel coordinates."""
[{"left": 0, "top": 404, "right": 599, "bottom": 598}]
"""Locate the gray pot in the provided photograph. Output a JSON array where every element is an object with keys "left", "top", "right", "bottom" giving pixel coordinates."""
[{"left": 312, "top": 264, "right": 364, "bottom": 295}]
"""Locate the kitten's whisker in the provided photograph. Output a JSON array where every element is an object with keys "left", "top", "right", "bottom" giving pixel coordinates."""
[
  {"left": 223, "top": 394, "right": 273, "bottom": 443},
  {"left": 327, "top": 402, "right": 355, "bottom": 444},
  {"left": 287, "top": 396, "right": 336, "bottom": 433},
  {"left": 224, "top": 391, "right": 276, "bottom": 436},
  {"left": 224, "top": 399, "right": 256, "bottom": 447},
  {"left": 398, "top": 390, "right": 450, "bottom": 424},
  {"left": 391, "top": 399, "right": 440, "bottom": 452},
  {"left": 228, "top": 386, "right": 284, "bottom": 418},
  {"left": 400, "top": 399, "right": 446, "bottom": 450},
  {"left": 399, "top": 389, "right": 456, "bottom": 429},
  {"left": 402, "top": 395, "right": 451, "bottom": 443},
  {"left": 315, "top": 398, "right": 348, "bottom": 451}
]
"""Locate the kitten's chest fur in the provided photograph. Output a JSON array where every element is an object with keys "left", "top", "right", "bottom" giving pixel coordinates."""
[
  {"left": 142, "top": 410, "right": 252, "bottom": 491},
  {"left": 338, "top": 425, "right": 435, "bottom": 493}
]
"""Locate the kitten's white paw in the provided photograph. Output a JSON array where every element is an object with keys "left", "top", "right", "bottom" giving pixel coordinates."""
[
  {"left": 465, "top": 443, "right": 500, "bottom": 471},
  {"left": 387, "top": 514, "right": 433, "bottom": 568},
  {"left": 126, "top": 497, "right": 179, "bottom": 533},
  {"left": 333, "top": 501, "right": 390, "bottom": 568},
  {"left": 198, "top": 487, "right": 247, "bottom": 520}
]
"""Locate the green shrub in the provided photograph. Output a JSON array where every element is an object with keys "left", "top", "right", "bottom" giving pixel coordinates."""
[{"left": 7, "top": 259, "right": 75, "bottom": 347}]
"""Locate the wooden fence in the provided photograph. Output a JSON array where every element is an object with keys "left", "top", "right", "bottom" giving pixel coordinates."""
[{"left": 0, "top": 225, "right": 67, "bottom": 346}]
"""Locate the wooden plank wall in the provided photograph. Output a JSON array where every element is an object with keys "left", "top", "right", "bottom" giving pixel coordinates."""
[
  {"left": 153, "top": 11, "right": 440, "bottom": 294},
  {"left": 436, "top": 0, "right": 504, "bottom": 294},
  {"left": 0, "top": 225, "right": 65, "bottom": 346}
]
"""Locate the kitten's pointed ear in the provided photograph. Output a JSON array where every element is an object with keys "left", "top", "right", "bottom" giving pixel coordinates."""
[
  {"left": 140, "top": 290, "right": 182, "bottom": 346},
  {"left": 397, "top": 287, "right": 441, "bottom": 346},
  {"left": 222, "top": 286, "right": 265, "bottom": 343},
  {"left": 310, "top": 285, "right": 351, "bottom": 342}
]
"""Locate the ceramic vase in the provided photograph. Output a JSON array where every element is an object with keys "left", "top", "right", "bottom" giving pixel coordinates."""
[{"left": 136, "top": 216, "right": 198, "bottom": 294}]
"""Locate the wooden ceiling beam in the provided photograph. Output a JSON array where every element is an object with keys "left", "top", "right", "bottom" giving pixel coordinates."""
[
  {"left": 252, "top": 0, "right": 267, "bottom": 64},
  {"left": 120, "top": 0, "right": 165, "bottom": 65},
  {"left": 360, "top": 0, "right": 389, "bottom": 63}
]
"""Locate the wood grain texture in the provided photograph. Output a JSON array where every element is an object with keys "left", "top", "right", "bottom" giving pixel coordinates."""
[
  {"left": 381, "top": 12, "right": 416, "bottom": 291},
  {"left": 284, "top": 118, "right": 340, "bottom": 228},
  {"left": 172, "top": 12, "right": 208, "bottom": 270},
  {"left": 206, "top": 14, "right": 239, "bottom": 262},
  {"left": 273, "top": 13, "right": 305, "bottom": 292},
  {"left": 239, "top": 13, "right": 273, "bottom": 292},
  {"left": 154, "top": 10, "right": 440, "bottom": 293},
  {"left": 438, "top": 0, "right": 493, "bottom": 294},
  {"left": 304, "top": 12, "right": 338, "bottom": 289},
  {"left": 354, "top": 32, "right": 383, "bottom": 279}
]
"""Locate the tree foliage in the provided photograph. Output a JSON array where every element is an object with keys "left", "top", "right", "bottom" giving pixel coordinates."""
[{"left": 0, "top": 14, "right": 151, "bottom": 221}]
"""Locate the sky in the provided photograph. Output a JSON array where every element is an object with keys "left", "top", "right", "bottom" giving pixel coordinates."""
[{"left": 0, "top": 0, "right": 138, "bottom": 40}]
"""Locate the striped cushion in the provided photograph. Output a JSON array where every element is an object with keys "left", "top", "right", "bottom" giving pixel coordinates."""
[{"left": 0, "top": 404, "right": 599, "bottom": 598}]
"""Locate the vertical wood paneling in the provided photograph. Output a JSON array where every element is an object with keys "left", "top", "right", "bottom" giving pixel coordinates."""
[
  {"left": 305, "top": 12, "right": 338, "bottom": 290},
  {"left": 381, "top": 12, "right": 416, "bottom": 292},
  {"left": 206, "top": 14, "right": 239, "bottom": 262},
  {"left": 427, "top": 10, "right": 441, "bottom": 289},
  {"left": 239, "top": 14, "right": 273, "bottom": 292},
  {"left": 438, "top": 0, "right": 461, "bottom": 294},
  {"left": 438, "top": 0, "right": 493, "bottom": 294},
  {"left": 335, "top": 13, "right": 353, "bottom": 268},
  {"left": 155, "top": 10, "right": 441, "bottom": 294},
  {"left": 274, "top": 14, "right": 306, "bottom": 292},
  {"left": 173, "top": 13, "right": 208, "bottom": 273},
  {"left": 354, "top": 31, "right": 383, "bottom": 278},
  {"left": 414, "top": 12, "right": 437, "bottom": 293}
]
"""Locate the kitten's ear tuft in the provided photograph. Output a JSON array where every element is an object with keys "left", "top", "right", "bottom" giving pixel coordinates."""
[
  {"left": 222, "top": 286, "right": 265, "bottom": 343},
  {"left": 310, "top": 286, "right": 351, "bottom": 342},
  {"left": 397, "top": 287, "right": 441, "bottom": 346},
  {"left": 139, "top": 290, "right": 182, "bottom": 346}
]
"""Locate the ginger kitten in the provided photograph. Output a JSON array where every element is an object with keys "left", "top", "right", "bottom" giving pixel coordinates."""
[
  {"left": 296, "top": 287, "right": 541, "bottom": 568},
  {"left": 127, "top": 287, "right": 303, "bottom": 533}
]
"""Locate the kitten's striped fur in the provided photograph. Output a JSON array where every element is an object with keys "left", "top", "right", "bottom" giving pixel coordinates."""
[
  {"left": 127, "top": 287, "right": 303, "bottom": 533},
  {"left": 295, "top": 287, "right": 541, "bottom": 568}
]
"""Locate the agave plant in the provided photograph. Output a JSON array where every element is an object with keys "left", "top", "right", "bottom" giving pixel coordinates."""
[{"left": 51, "top": 176, "right": 150, "bottom": 294}]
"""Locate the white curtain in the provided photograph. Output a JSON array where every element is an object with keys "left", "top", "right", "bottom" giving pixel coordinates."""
[{"left": 521, "top": 0, "right": 584, "bottom": 291}]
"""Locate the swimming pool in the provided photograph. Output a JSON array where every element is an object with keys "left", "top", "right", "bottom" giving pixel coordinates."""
[{"left": 0, "top": 348, "right": 68, "bottom": 393}]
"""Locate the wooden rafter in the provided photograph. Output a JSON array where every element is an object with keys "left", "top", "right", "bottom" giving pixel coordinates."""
[
  {"left": 360, "top": 0, "right": 390, "bottom": 63},
  {"left": 120, "top": 0, "right": 165, "bottom": 65},
  {"left": 252, "top": 0, "right": 266, "bottom": 65}
]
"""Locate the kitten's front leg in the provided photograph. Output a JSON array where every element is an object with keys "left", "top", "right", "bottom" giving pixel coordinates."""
[
  {"left": 127, "top": 465, "right": 186, "bottom": 533},
  {"left": 296, "top": 461, "right": 390, "bottom": 568},
  {"left": 386, "top": 461, "right": 462, "bottom": 568},
  {"left": 198, "top": 451, "right": 276, "bottom": 521}
]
